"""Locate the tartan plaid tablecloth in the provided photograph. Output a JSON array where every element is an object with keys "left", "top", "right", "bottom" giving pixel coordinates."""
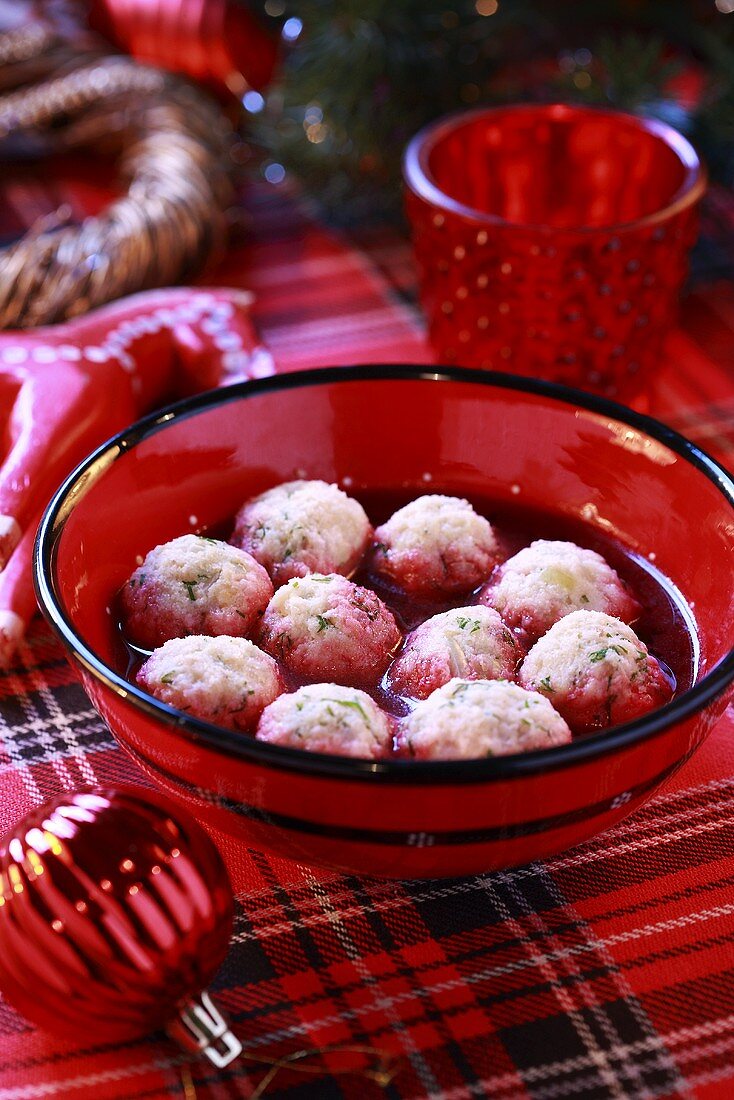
[{"left": 1, "top": 167, "right": 734, "bottom": 1100}]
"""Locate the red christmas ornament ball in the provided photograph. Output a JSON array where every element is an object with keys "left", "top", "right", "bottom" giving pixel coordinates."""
[
  {"left": 89, "top": 0, "right": 279, "bottom": 99},
  {"left": 0, "top": 787, "right": 234, "bottom": 1047}
]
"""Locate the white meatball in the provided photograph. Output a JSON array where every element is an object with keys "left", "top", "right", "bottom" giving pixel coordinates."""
[
  {"left": 479, "top": 539, "right": 639, "bottom": 641},
  {"left": 371, "top": 495, "right": 498, "bottom": 598},
  {"left": 388, "top": 605, "right": 519, "bottom": 699},
  {"left": 258, "top": 573, "right": 401, "bottom": 685},
  {"left": 232, "top": 479, "right": 372, "bottom": 585},
  {"left": 398, "top": 678, "right": 571, "bottom": 760},
  {"left": 256, "top": 684, "right": 393, "bottom": 759},
  {"left": 121, "top": 534, "right": 273, "bottom": 648},
  {"left": 137, "top": 635, "right": 283, "bottom": 732},
  {"left": 519, "top": 609, "right": 672, "bottom": 732}
]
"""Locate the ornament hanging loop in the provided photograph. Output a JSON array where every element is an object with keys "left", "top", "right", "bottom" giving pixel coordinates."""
[{"left": 169, "top": 991, "right": 243, "bottom": 1069}]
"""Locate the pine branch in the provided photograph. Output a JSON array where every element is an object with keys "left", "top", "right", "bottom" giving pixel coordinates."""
[{"left": 255, "top": 0, "right": 734, "bottom": 224}]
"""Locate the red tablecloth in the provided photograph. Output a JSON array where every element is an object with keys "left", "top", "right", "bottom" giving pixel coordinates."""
[{"left": 0, "top": 169, "right": 734, "bottom": 1100}]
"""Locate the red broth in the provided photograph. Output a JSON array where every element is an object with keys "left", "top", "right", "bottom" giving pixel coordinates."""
[{"left": 117, "top": 489, "right": 698, "bottom": 739}]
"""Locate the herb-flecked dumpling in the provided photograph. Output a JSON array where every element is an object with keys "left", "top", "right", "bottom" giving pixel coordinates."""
[
  {"left": 397, "top": 679, "right": 571, "bottom": 759},
  {"left": 138, "top": 635, "right": 283, "bottom": 732},
  {"left": 479, "top": 539, "right": 639, "bottom": 642},
  {"left": 388, "top": 605, "right": 519, "bottom": 699},
  {"left": 232, "top": 479, "right": 372, "bottom": 586},
  {"left": 519, "top": 610, "right": 672, "bottom": 732},
  {"left": 258, "top": 573, "right": 401, "bottom": 685},
  {"left": 369, "top": 495, "right": 499, "bottom": 598},
  {"left": 121, "top": 534, "right": 273, "bottom": 649},
  {"left": 256, "top": 684, "right": 394, "bottom": 758}
]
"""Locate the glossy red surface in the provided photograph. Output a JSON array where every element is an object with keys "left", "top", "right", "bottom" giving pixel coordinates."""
[
  {"left": 35, "top": 368, "right": 734, "bottom": 878},
  {"left": 0, "top": 787, "right": 233, "bottom": 1041},
  {"left": 90, "top": 0, "right": 278, "bottom": 96},
  {"left": 0, "top": 287, "right": 271, "bottom": 664},
  {"left": 403, "top": 105, "right": 705, "bottom": 402}
]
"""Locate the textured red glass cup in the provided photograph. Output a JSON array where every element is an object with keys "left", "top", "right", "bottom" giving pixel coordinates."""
[{"left": 403, "top": 104, "right": 706, "bottom": 401}]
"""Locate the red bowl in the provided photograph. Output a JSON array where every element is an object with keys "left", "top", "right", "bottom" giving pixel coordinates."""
[{"left": 34, "top": 366, "right": 734, "bottom": 879}]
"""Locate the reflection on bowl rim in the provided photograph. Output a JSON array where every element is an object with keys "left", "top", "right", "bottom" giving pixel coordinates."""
[
  {"left": 34, "top": 364, "right": 734, "bottom": 783},
  {"left": 403, "top": 102, "right": 706, "bottom": 235}
]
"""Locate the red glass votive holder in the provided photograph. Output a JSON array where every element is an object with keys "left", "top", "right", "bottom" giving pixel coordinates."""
[{"left": 403, "top": 104, "right": 705, "bottom": 400}]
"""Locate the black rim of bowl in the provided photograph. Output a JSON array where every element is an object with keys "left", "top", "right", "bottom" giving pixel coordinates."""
[{"left": 34, "top": 364, "right": 734, "bottom": 784}]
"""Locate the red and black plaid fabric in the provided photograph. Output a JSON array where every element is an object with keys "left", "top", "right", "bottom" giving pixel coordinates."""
[{"left": 0, "top": 164, "right": 733, "bottom": 1100}]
